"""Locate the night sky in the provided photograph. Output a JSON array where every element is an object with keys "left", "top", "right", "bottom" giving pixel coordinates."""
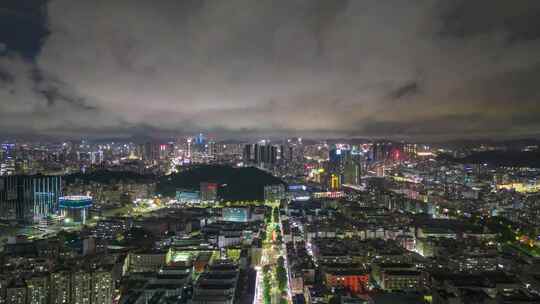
[{"left": 1, "top": 0, "right": 540, "bottom": 140}]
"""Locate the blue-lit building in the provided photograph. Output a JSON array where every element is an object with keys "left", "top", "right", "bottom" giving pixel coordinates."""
[
  {"left": 222, "top": 207, "right": 251, "bottom": 222},
  {"left": 195, "top": 133, "right": 206, "bottom": 145},
  {"left": 0, "top": 175, "right": 62, "bottom": 223},
  {"left": 176, "top": 190, "right": 201, "bottom": 204},
  {"left": 59, "top": 195, "right": 93, "bottom": 225}
]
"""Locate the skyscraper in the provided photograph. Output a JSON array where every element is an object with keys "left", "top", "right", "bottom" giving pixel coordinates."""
[
  {"left": 243, "top": 143, "right": 278, "bottom": 166},
  {"left": 200, "top": 182, "right": 218, "bottom": 202},
  {"left": 0, "top": 175, "right": 62, "bottom": 223},
  {"left": 343, "top": 158, "right": 362, "bottom": 186}
]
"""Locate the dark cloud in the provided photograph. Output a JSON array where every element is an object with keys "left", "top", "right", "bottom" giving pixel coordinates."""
[
  {"left": 0, "top": 0, "right": 48, "bottom": 59},
  {"left": 389, "top": 82, "right": 421, "bottom": 100},
  {"left": 0, "top": 0, "right": 540, "bottom": 140},
  {"left": 0, "top": 67, "right": 14, "bottom": 84},
  {"left": 438, "top": 1, "right": 540, "bottom": 42},
  {"left": 37, "top": 87, "right": 96, "bottom": 110}
]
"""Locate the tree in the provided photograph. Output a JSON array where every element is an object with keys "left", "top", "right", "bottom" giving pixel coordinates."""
[
  {"left": 265, "top": 211, "right": 272, "bottom": 224},
  {"left": 273, "top": 207, "right": 280, "bottom": 223},
  {"left": 120, "top": 192, "right": 132, "bottom": 206},
  {"left": 263, "top": 269, "right": 272, "bottom": 304},
  {"left": 260, "top": 228, "right": 267, "bottom": 242},
  {"left": 276, "top": 257, "right": 287, "bottom": 291}
]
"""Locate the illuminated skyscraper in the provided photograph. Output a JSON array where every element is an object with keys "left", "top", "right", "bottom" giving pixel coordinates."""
[
  {"left": 330, "top": 174, "right": 340, "bottom": 190},
  {"left": 243, "top": 143, "right": 278, "bottom": 166},
  {"left": 343, "top": 159, "right": 362, "bottom": 185},
  {"left": 0, "top": 175, "right": 62, "bottom": 223},
  {"left": 371, "top": 142, "right": 395, "bottom": 162},
  {"left": 404, "top": 143, "right": 418, "bottom": 157}
]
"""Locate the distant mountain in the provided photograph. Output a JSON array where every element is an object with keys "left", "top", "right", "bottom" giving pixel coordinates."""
[
  {"left": 439, "top": 150, "right": 540, "bottom": 168},
  {"left": 437, "top": 138, "right": 540, "bottom": 150},
  {"left": 156, "top": 165, "right": 285, "bottom": 201}
]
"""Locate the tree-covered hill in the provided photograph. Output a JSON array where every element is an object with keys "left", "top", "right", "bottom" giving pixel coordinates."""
[{"left": 157, "top": 165, "right": 285, "bottom": 201}]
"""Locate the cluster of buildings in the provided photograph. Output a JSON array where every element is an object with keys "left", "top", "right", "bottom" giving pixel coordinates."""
[
  {"left": 0, "top": 235, "right": 117, "bottom": 304},
  {"left": 1, "top": 138, "right": 540, "bottom": 303}
]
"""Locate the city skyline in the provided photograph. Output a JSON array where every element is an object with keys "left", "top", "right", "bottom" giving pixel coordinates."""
[
  {"left": 1, "top": 0, "right": 540, "bottom": 140},
  {"left": 3, "top": 2, "right": 540, "bottom": 303}
]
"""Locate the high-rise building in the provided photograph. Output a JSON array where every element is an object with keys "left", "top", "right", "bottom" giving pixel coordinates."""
[
  {"left": 50, "top": 270, "right": 71, "bottom": 304},
  {"left": 404, "top": 143, "right": 418, "bottom": 157},
  {"left": 243, "top": 143, "right": 278, "bottom": 166},
  {"left": 195, "top": 133, "right": 206, "bottom": 145},
  {"left": 140, "top": 142, "right": 160, "bottom": 161},
  {"left": 371, "top": 142, "right": 395, "bottom": 162},
  {"left": 72, "top": 271, "right": 92, "bottom": 304},
  {"left": 243, "top": 144, "right": 253, "bottom": 163},
  {"left": 207, "top": 140, "right": 216, "bottom": 158},
  {"left": 327, "top": 145, "right": 354, "bottom": 189},
  {"left": 200, "top": 182, "right": 218, "bottom": 202},
  {"left": 5, "top": 281, "right": 26, "bottom": 304},
  {"left": 26, "top": 275, "right": 49, "bottom": 304},
  {"left": 90, "top": 151, "right": 104, "bottom": 165},
  {"left": 330, "top": 174, "right": 340, "bottom": 190},
  {"left": 280, "top": 144, "right": 293, "bottom": 162},
  {"left": 343, "top": 159, "right": 362, "bottom": 186},
  {"left": 0, "top": 175, "right": 62, "bottom": 223},
  {"left": 91, "top": 269, "right": 114, "bottom": 304},
  {"left": 23, "top": 268, "right": 114, "bottom": 304}
]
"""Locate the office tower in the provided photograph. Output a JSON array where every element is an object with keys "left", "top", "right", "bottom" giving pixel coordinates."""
[
  {"left": 0, "top": 175, "right": 62, "bottom": 223},
  {"left": 327, "top": 145, "right": 351, "bottom": 188},
  {"left": 187, "top": 138, "right": 193, "bottom": 159},
  {"left": 83, "top": 237, "right": 97, "bottom": 256},
  {"left": 243, "top": 143, "right": 278, "bottom": 166},
  {"left": 371, "top": 142, "right": 395, "bottom": 162},
  {"left": 207, "top": 140, "right": 216, "bottom": 158},
  {"left": 330, "top": 174, "right": 340, "bottom": 190},
  {"left": 243, "top": 144, "right": 253, "bottom": 163},
  {"left": 404, "top": 143, "right": 417, "bottom": 157},
  {"left": 141, "top": 142, "right": 160, "bottom": 161},
  {"left": 200, "top": 182, "right": 218, "bottom": 202},
  {"left": 90, "top": 151, "right": 104, "bottom": 165},
  {"left": 195, "top": 133, "right": 206, "bottom": 145},
  {"left": 159, "top": 144, "right": 169, "bottom": 160},
  {"left": 280, "top": 144, "right": 293, "bottom": 162},
  {"left": 343, "top": 158, "right": 362, "bottom": 185}
]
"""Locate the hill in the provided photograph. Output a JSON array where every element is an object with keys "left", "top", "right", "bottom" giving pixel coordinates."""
[
  {"left": 64, "top": 170, "right": 155, "bottom": 185},
  {"left": 439, "top": 150, "right": 540, "bottom": 168},
  {"left": 156, "top": 165, "right": 285, "bottom": 201}
]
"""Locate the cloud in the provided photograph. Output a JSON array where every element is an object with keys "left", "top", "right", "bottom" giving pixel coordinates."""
[
  {"left": 389, "top": 82, "right": 421, "bottom": 100},
  {"left": 0, "top": 0, "right": 540, "bottom": 140}
]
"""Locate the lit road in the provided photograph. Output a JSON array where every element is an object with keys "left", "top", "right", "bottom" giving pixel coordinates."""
[{"left": 254, "top": 202, "right": 292, "bottom": 304}]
